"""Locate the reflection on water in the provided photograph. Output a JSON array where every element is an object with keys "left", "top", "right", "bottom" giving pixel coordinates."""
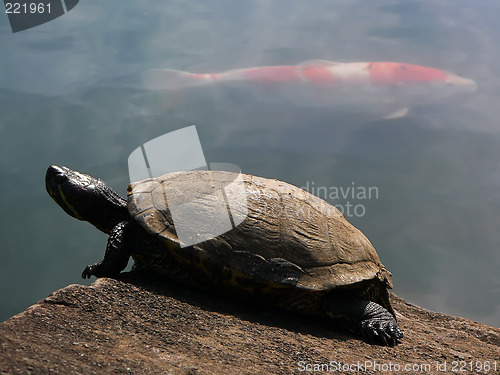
[{"left": 0, "top": 0, "right": 499, "bottom": 326}]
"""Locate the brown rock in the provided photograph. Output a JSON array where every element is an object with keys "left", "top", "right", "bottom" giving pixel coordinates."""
[{"left": 0, "top": 272, "right": 498, "bottom": 375}]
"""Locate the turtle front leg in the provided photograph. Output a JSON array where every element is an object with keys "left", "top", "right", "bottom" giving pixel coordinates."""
[
  {"left": 82, "top": 221, "right": 132, "bottom": 279},
  {"left": 323, "top": 296, "right": 403, "bottom": 346}
]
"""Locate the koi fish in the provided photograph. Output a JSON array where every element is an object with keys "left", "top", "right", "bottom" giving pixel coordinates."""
[{"left": 142, "top": 60, "right": 477, "bottom": 119}]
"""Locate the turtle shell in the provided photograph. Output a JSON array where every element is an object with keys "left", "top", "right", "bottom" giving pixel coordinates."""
[{"left": 127, "top": 170, "right": 392, "bottom": 291}]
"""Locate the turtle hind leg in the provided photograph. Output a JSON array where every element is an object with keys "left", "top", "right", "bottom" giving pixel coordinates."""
[
  {"left": 82, "top": 221, "right": 133, "bottom": 279},
  {"left": 323, "top": 295, "right": 403, "bottom": 346}
]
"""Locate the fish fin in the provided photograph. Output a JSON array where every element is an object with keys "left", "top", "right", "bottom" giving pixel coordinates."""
[
  {"left": 299, "top": 60, "right": 341, "bottom": 66},
  {"left": 141, "top": 68, "right": 206, "bottom": 90},
  {"left": 383, "top": 107, "right": 409, "bottom": 120}
]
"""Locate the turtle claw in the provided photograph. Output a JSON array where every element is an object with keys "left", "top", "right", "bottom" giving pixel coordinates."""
[
  {"left": 82, "top": 263, "right": 100, "bottom": 279},
  {"left": 82, "top": 260, "right": 124, "bottom": 279},
  {"left": 360, "top": 318, "right": 403, "bottom": 346}
]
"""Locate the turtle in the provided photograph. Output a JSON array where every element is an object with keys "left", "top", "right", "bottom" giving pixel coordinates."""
[{"left": 45, "top": 165, "right": 403, "bottom": 346}]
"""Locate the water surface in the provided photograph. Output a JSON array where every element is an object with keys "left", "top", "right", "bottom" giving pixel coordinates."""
[{"left": 0, "top": 0, "right": 498, "bottom": 327}]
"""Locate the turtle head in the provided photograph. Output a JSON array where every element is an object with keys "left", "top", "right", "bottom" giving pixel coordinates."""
[{"left": 46, "top": 165, "right": 130, "bottom": 234}]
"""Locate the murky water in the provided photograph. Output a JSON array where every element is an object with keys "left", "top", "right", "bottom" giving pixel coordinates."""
[{"left": 0, "top": 0, "right": 498, "bottom": 326}]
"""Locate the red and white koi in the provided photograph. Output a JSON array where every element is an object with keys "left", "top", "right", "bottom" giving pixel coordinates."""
[{"left": 142, "top": 60, "right": 476, "bottom": 118}]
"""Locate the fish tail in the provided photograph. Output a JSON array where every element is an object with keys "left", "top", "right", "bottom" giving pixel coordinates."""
[{"left": 141, "top": 68, "right": 211, "bottom": 90}]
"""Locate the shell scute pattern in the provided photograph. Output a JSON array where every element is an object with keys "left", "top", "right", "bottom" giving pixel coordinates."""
[{"left": 127, "top": 170, "right": 391, "bottom": 292}]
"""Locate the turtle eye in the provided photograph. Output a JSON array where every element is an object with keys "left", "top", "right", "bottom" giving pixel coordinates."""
[{"left": 54, "top": 173, "right": 68, "bottom": 185}]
